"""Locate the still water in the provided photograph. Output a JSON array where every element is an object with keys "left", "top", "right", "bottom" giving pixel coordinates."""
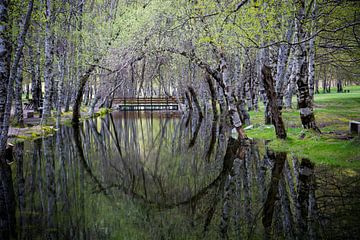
[{"left": 1, "top": 112, "right": 359, "bottom": 239}]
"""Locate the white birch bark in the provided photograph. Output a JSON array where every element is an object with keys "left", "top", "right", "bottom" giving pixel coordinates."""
[
  {"left": 275, "top": 23, "right": 294, "bottom": 109},
  {"left": 42, "top": 0, "right": 54, "bottom": 122},
  {"left": 308, "top": 0, "right": 317, "bottom": 100},
  {"left": 0, "top": 0, "right": 10, "bottom": 128},
  {"left": 294, "top": 0, "right": 320, "bottom": 132},
  {"left": 0, "top": 0, "right": 34, "bottom": 158}
]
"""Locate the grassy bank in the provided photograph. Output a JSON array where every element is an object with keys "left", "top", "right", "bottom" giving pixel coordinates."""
[
  {"left": 247, "top": 85, "right": 360, "bottom": 168},
  {"left": 8, "top": 107, "right": 112, "bottom": 142}
]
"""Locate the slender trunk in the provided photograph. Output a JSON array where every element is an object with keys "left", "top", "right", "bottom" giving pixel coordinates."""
[
  {"left": 244, "top": 55, "right": 253, "bottom": 111},
  {"left": 252, "top": 59, "right": 260, "bottom": 111},
  {"left": 14, "top": 55, "right": 24, "bottom": 127},
  {"left": 185, "top": 91, "right": 193, "bottom": 111},
  {"left": 75, "top": 0, "right": 84, "bottom": 107},
  {"left": 188, "top": 86, "right": 203, "bottom": 120},
  {"left": 308, "top": 37, "right": 315, "bottom": 99},
  {"left": 15, "top": 142, "right": 25, "bottom": 234},
  {"left": 57, "top": 50, "right": 66, "bottom": 120},
  {"left": 64, "top": 54, "right": 73, "bottom": 112},
  {"left": 327, "top": 68, "right": 332, "bottom": 93},
  {"left": 34, "top": 32, "right": 42, "bottom": 111},
  {"left": 322, "top": 65, "right": 326, "bottom": 93},
  {"left": 0, "top": 0, "right": 10, "bottom": 129},
  {"left": 44, "top": 137, "right": 57, "bottom": 239},
  {"left": 284, "top": 59, "right": 296, "bottom": 108},
  {"left": 217, "top": 83, "right": 225, "bottom": 114},
  {"left": 205, "top": 73, "right": 218, "bottom": 118},
  {"left": 275, "top": 24, "right": 293, "bottom": 109},
  {"left": 72, "top": 63, "right": 97, "bottom": 124},
  {"left": 42, "top": 0, "right": 54, "bottom": 122},
  {"left": 308, "top": 0, "right": 317, "bottom": 100},
  {"left": 0, "top": 162, "right": 16, "bottom": 239},
  {"left": 337, "top": 80, "right": 343, "bottom": 93},
  {"left": 25, "top": 84, "right": 29, "bottom": 99},
  {"left": 315, "top": 79, "right": 319, "bottom": 94}
]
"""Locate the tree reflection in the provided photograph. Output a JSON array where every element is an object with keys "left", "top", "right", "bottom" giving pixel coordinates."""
[
  {"left": 7, "top": 113, "right": 360, "bottom": 239},
  {"left": 0, "top": 162, "right": 16, "bottom": 239}
]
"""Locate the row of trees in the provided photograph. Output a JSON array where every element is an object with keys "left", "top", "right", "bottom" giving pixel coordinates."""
[{"left": 1, "top": 0, "right": 359, "bottom": 160}]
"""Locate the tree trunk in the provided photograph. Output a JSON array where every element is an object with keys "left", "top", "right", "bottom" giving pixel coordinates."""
[
  {"left": 258, "top": 48, "right": 272, "bottom": 124},
  {"left": 220, "top": 53, "right": 245, "bottom": 139},
  {"left": 188, "top": 86, "right": 203, "bottom": 120},
  {"left": 296, "top": 158, "right": 315, "bottom": 235},
  {"left": 42, "top": 0, "right": 54, "bottom": 123},
  {"left": 0, "top": 162, "right": 16, "bottom": 239},
  {"left": 32, "top": 32, "right": 42, "bottom": 111},
  {"left": 337, "top": 80, "right": 343, "bottom": 93},
  {"left": 0, "top": 0, "right": 10, "bottom": 130},
  {"left": 14, "top": 55, "right": 24, "bottom": 127},
  {"left": 185, "top": 91, "right": 193, "bottom": 111},
  {"left": 15, "top": 142, "right": 25, "bottom": 234},
  {"left": 308, "top": 0, "right": 317, "bottom": 100},
  {"left": 322, "top": 65, "right": 326, "bottom": 93},
  {"left": 262, "top": 151, "right": 287, "bottom": 238},
  {"left": 72, "top": 63, "right": 97, "bottom": 124},
  {"left": 217, "top": 83, "right": 225, "bottom": 114},
  {"left": 315, "top": 79, "right": 319, "bottom": 94},
  {"left": 294, "top": 0, "right": 320, "bottom": 133},
  {"left": 0, "top": 0, "right": 34, "bottom": 161},
  {"left": 25, "top": 84, "right": 29, "bottom": 99},
  {"left": 56, "top": 50, "right": 66, "bottom": 120},
  {"left": 296, "top": 59, "right": 320, "bottom": 132},
  {"left": 89, "top": 93, "right": 101, "bottom": 116},
  {"left": 205, "top": 73, "right": 218, "bottom": 119},
  {"left": 275, "top": 25, "right": 293, "bottom": 110},
  {"left": 44, "top": 136, "right": 57, "bottom": 239},
  {"left": 308, "top": 37, "right": 316, "bottom": 99},
  {"left": 262, "top": 65, "right": 287, "bottom": 139},
  {"left": 284, "top": 56, "right": 295, "bottom": 108}
]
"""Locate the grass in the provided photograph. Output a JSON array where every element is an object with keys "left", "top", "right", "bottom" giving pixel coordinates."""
[{"left": 246, "top": 85, "right": 360, "bottom": 168}]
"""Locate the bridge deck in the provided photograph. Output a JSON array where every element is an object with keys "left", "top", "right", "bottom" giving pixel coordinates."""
[{"left": 113, "top": 97, "right": 181, "bottom": 111}]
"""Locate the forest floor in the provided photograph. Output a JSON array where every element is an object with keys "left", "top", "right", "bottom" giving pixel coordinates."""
[{"left": 247, "top": 85, "right": 360, "bottom": 168}]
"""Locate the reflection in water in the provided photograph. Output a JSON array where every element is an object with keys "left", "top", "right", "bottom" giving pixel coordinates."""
[
  {"left": 0, "top": 162, "right": 16, "bottom": 239},
  {"left": 6, "top": 112, "right": 360, "bottom": 239}
]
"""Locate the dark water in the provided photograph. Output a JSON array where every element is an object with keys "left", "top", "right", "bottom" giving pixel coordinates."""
[{"left": 1, "top": 112, "right": 359, "bottom": 239}]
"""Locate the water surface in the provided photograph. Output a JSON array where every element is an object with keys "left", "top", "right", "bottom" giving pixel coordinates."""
[{"left": 1, "top": 112, "right": 359, "bottom": 239}]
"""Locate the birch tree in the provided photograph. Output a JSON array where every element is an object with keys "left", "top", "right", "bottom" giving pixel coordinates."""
[
  {"left": 293, "top": 0, "right": 320, "bottom": 132},
  {"left": 0, "top": 0, "right": 34, "bottom": 161}
]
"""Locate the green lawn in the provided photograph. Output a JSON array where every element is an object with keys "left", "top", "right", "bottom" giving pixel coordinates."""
[{"left": 246, "top": 85, "right": 360, "bottom": 168}]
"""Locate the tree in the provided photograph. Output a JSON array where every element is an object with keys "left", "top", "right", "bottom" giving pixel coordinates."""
[{"left": 0, "top": 0, "right": 34, "bottom": 162}]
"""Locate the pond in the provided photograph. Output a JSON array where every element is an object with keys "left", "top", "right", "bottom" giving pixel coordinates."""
[{"left": 1, "top": 112, "right": 359, "bottom": 239}]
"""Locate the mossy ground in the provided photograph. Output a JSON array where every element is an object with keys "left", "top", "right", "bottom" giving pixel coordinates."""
[
  {"left": 246, "top": 85, "right": 360, "bottom": 168},
  {"left": 8, "top": 107, "right": 111, "bottom": 142}
]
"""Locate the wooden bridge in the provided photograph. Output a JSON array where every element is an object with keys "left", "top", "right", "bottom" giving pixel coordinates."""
[{"left": 113, "top": 97, "right": 181, "bottom": 111}]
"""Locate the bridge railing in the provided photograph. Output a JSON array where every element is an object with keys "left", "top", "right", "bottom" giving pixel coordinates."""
[
  {"left": 113, "top": 96, "right": 183, "bottom": 111},
  {"left": 113, "top": 97, "right": 181, "bottom": 105}
]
